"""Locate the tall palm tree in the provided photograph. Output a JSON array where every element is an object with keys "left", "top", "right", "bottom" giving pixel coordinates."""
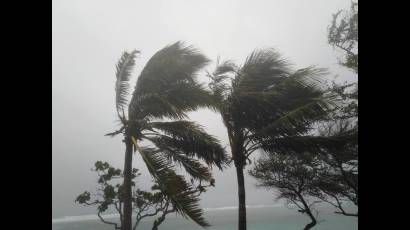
[
  {"left": 207, "top": 49, "right": 332, "bottom": 230},
  {"left": 107, "top": 42, "right": 228, "bottom": 230}
]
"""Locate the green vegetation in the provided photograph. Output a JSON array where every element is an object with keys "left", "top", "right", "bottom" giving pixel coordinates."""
[
  {"left": 328, "top": 1, "right": 358, "bottom": 73},
  {"left": 76, "top": 161, "right": 215, "bottom": 230},
  {"left": 207, "top": 50, "right": 332, "bottom": 230},
  {"left": 106, "top": 42, "right": 228, "bottom": 230},
  {"left": 248, "top": 2, "right": 358, "bottom": 228},
  {"left": 248, "top": 80, "right": 358, "bottom": 229},
  {"left": 249, "top": 153, "right": 323, "bottom": 230},
  {"left": 75, "top": 4, "right": 358, "bottom": 230}
]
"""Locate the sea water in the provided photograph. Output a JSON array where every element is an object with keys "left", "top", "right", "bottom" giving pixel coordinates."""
[{"left": 52, "top": 205, "right": 357, "bottom": 230}]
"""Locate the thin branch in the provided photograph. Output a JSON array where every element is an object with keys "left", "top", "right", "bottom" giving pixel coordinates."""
[
  {"left": 114, "top": 201, "right": 123, "bottom": 223},
  {"left": 334, "top": 211, "right": 358, "bottom": 217},
  {"left": 246, "top": 143, "right": 260, "bottom": 157},
  {"left": 97, "top": 211, "right": 121, "bottom": 230},
  {"left": 291, "top": 200, "right": 305, "bottom": 211},
  {"left": 335, "top": 43, "right": 357, "bottom": 57},
  {"left": 133, "top": 207, "right": 163, "bottom": 230},
  {"left": 105, "top": 126, "right": 126, "bottom": 137}
]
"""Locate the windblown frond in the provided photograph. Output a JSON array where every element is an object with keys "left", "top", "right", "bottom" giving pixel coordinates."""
[
  {"left": 131, "top": 82, "right": 215, "bottom": 120},
  {"left": 149, "top": 121, "right": 229, "bottom": 169},
  {"left": 257, "top": 131, "right": 357, "bottom": 155},
  {"left": 115, "top": 50, "right": 139, "bottom": 121},
  {"left": 167, "top": 152, "right": 213, "bottom": 182},
  {"left": 213, "top": 59, "right": 238, "bottom": 76},
  {"left": 164, "top": 173, "right": 210, "bottom": 227},
  {"left": 253, "top": 99, "right": 331, "bottom": 138},
  {"left": 136, "top": 146, "right": 210, "bottom": 227},
  {"left": 233, "top": 48, "right": 290, "bottom": 93},
  {"left": 208, "top": 59, "right": 236, "bottom": 107},
  {"left": 146, "top": 135, "right": 213, "bottom": 181},
  {"left": 230, "top": 66, "right": 331, "bottom": 133},
  {"left": 104, "top": 126, "right": 125, "bottom": 137},
  {"left": 284, "top": 66, "right": 328, "bottom": 89},
  {"left": 129, "top": 41, "right": 213, "bottom": 120},
  {"left": 135, "top": 41, "right": 210, "bottom": 95}
]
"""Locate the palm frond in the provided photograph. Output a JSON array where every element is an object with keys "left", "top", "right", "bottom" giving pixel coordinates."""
[
  {"left": 213, "top": 59, "right": 238, "bottom": 76},
  {"left": 254, "top": 98, "right": 331, "bottom": 138},
  {"left": 208, "top": 59, "right": 236, "bottom": 106},
  {"left": 258, "top": 132, "right": 356, "bottom": 155},
  {"left": 135, "top": 145, "right": 210, "bottom": 227},
  {"left": 271, "top": 66, "right": 328, "bottom": 98},
  {"left": 129, "top": 41, "right": 212, "bottom": 120},
  {"left": 135, "top": 41, "right": 210, "bottom": 95},
  {"left": 146, "top": 135, "right": 213, "bottom": 181},
  {"left": 230, "top": 66, "right": 332, "bottom": 133},
  {"left": 104, "top": 126, "right": 125, "bottom": 137},
  {"left": 233, "top": 48, "right": 290, "bottom": 93},
  {"left": 131, "top": 82, "right": 215, "bottom": 120},
  {"left": 115, "top": 50, "right": 139, "bottom": 121},
  {"left": 165, "top": 173, "right": 210, "bottom": 227},
  {"left": 148, "top": 121, "right": 229, "bottom": 169}
]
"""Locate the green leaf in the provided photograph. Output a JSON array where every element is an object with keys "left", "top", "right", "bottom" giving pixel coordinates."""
[
  {"left": 129, "top": 41, "right": 213, "bottom": 120},
  {"left": 136, "top": 146, "right": 210, "bottom": 227},
  {"left": 115, "top": 50, "right": 139, "bottom": 120},
  {"left": 149, "top": 121, "right": 228, "bottom": 169}
]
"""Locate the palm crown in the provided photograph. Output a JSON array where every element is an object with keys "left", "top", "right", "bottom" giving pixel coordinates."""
[
  {"left": 208, "top": 48, "right": 333, "bottom": 161},
  {"left": 110, "top": 41, "right": 228, "bottom": 227}
]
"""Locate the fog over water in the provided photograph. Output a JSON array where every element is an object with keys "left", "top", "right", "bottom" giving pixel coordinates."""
[{"left": 52, "top": 0, "right": 356, "bottom": 218}]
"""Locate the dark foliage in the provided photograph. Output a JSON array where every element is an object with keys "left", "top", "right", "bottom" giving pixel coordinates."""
[{"left": 76, "top": 161, "right": 215, "bottom": 230}]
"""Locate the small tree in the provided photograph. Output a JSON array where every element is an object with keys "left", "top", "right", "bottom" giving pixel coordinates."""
[
  {"left": 314, "top": 82, "right": 358, "bottom": 217},
  {"left": 249, "top": 153, "right": 324, "bottom": 230},
  {"left": 328, "top": 1, "right": 358, "bottom": 73},
  {"left": 313, "top": 155, "right": 358, "bottom": 217},
  {"left": 324, "top": 1, "right": 358, "bottom": 215},
  {"left": 76, "top": 161, "right": 215, "bottom": 230}
]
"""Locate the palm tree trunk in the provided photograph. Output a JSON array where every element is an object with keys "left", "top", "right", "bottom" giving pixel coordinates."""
[
  {"left": 235, "top": 162, "right": 247, "bottom": 230},
  {"left": 122, "top": 137, "right": 133, "bottom": 230}
]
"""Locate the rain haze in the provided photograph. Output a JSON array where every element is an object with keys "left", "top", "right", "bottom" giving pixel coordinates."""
[{"left": 52, "top": 0, "right": 356, "bottom": 219}]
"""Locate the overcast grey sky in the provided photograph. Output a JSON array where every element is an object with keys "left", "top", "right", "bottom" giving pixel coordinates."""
[{"left": 52, "top": 0, "right": 356, "bottom": 219}]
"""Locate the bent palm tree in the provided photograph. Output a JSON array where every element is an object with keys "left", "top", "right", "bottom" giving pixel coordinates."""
[
  {"left": 207, "top": 49, "right": 333, "bottom": 230},
  {"left": 108, "top": 42, "right": 228, "bottom": 230}
]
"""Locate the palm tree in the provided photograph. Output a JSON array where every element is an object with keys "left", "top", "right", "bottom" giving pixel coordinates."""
[
  {"left": 207, "top": 49, "right": 332, "bottom": 230},
  {"left": 107, "top": 42, "right": 228, "bottom": 230}
]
